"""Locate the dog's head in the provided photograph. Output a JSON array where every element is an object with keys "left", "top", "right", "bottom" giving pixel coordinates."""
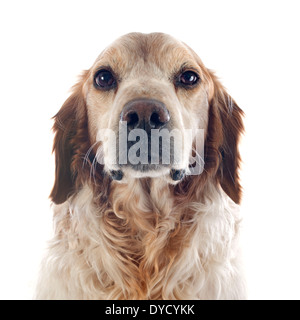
[{"left": 50, "top": 33, "right": 244, "bottom": 205}]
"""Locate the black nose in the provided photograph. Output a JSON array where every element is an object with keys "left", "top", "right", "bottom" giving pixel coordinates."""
[{"left": 120, "top": 99, "right": 170, "bottom": 132}]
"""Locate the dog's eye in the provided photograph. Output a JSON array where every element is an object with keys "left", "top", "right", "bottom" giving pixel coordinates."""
[
  {"left": 94, "top": 69, "right": 116, "bottom": 90},
  {"left": 178, "top": 71, "right": 200, "bottom": 87}
]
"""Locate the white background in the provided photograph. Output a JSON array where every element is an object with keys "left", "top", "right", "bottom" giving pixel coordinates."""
[{"left": 0, "top": 0, "right": 299, "bottom": 300}]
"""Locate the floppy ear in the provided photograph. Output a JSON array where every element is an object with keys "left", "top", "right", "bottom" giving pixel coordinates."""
[
  {"left": 50, "top": 73, "right": 89, "bottom": 204},
  {"left": 206, "top": 71, "right": 244, "bottom": 204}
]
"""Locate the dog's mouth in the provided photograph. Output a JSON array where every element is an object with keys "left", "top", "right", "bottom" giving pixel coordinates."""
[
  {"left": 109, "top": 167, "right": 186, "bottom": 182},
  {"left": 97, "top": 122, "right": 205, "bottom": 182},
  {"left": 106, "top": 123, "right": 187, "bottom": 181}
]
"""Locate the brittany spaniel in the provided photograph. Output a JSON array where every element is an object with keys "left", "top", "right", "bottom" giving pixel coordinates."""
[{"left": 36, "top": 33, "right": 246, "bottom": 299}]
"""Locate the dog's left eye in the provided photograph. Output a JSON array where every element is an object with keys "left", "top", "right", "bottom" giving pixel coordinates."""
[
  {"left": 94, "top": 69, "right": 116, "bottom": 90},
  {"left": 178, "top": 71, "right": 200, "bottom": 87}
]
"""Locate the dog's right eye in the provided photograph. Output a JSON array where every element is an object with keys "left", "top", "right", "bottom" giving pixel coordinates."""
[{"left": 94, "top": 69, "right": 116, "bottom": 90}]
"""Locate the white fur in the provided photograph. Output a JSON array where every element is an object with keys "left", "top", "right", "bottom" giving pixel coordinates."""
[{"left": 36, "top": 179, "right": 246, "bottom": 300}]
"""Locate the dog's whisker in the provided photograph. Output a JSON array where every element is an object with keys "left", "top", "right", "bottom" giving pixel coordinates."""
[
  {"left": 190, "top": 146, "right": 206, "bottom": 172},
  {"left": 90, "top": 155, "right": 98, "bottom": 183},
  {"left": 82, "top": 141, "right": 101, "bottom": 168}
]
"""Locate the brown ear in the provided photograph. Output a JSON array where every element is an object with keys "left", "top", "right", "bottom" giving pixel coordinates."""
[
  {"left": 206, "top": 71, "right": 244, "bottom": 204},
  {"left": 50, "top": 73, "right": 89, "bottom": 204}
]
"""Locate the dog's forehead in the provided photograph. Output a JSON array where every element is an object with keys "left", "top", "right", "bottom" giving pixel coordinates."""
[{"left": 92, "top": 33, "right": 200, "bottom": 76}]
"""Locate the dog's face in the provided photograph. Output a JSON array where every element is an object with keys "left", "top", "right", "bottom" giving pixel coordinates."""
[
  {"left": 50, "top": 33, "right": 244, "bottom": 205},
  {"left": 84, "top": 33, "right": 211, "bottom": 181}
]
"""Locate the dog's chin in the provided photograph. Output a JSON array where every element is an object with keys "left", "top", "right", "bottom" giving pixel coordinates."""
[
  {"left": 126, "top": 165, "right": 171, "bottom": 179},
  {"left": 107, "top": 164, "right": 186, "bottom": 183}
]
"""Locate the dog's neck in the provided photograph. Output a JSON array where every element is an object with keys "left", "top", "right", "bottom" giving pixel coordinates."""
[
  {"left": 110, "top": 177, "right": 174, "bottom": 218},
  {"left": 52, "top": 177, "right": 239, "bottom": 299}
]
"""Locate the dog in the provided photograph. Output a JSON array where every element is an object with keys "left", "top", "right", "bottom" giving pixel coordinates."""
[{"left": 36, "top": 32, "right": 246, "bottom": 299}]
